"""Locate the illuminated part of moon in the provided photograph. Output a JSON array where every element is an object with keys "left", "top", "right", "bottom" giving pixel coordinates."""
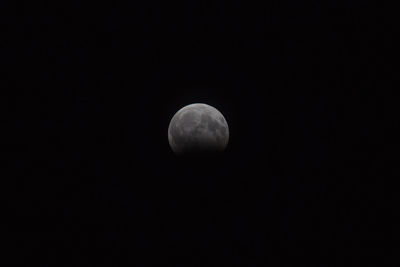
[{"left": 168, "top": 103, "right": 229, "bottom": 155}]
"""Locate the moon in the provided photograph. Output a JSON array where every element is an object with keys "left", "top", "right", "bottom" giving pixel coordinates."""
[{"left": 168, "top": 103, "right": 229, "bottom": 156}]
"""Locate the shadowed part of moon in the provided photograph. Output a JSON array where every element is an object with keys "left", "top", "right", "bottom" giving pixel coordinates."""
[{"left": 168, "top": 103, "right": 229, "bottom": 156}]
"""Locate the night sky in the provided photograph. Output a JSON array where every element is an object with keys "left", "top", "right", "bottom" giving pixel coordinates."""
[{"left": 3, "top": 1, "right": 393, "bottom": 266}]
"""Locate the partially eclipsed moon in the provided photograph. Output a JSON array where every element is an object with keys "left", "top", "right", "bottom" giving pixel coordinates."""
[{"left": 168, "top": 103, "right": 229, "bottom": 155}]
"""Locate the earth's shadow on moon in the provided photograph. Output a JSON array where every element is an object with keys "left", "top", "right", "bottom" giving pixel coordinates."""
[
  {"left": 170, "top": 150, "right": 229, "bottom": 182},
  {"left": 172, "top": 148, "right": 226, "bottom": 162}
]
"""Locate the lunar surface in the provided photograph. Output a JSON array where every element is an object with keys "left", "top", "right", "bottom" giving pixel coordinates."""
[{"left": 168, "top": 103, "right": 229, "bottom": 155}]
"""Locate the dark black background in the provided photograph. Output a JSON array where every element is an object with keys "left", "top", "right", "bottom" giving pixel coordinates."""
[{"left": 2, "top": 1, "right": 394, "bottom": 266}]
